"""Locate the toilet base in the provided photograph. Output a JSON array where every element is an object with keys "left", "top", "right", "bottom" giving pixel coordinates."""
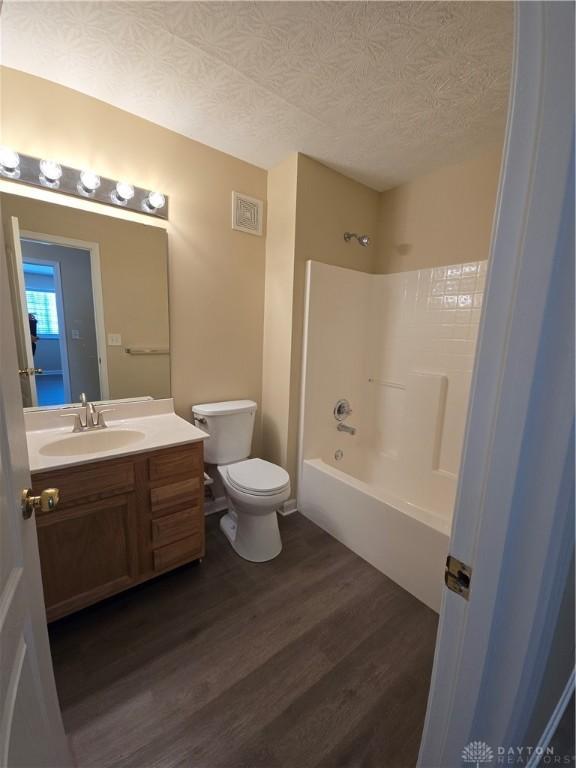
[
  {"left": 220, "top": 508, "right": 282, "bottom": 563},
  {"left": 219, "top": 510, "right": 238, "bottom": 542}
]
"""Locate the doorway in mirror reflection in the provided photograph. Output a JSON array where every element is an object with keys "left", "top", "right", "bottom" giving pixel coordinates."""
[{"left": 22, "top": 239, "right": 100, "bottom": 407}]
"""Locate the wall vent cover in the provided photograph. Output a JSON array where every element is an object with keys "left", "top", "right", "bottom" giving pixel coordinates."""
[{"left": 232, "top": 191, "right": 263, "bottom": 236}]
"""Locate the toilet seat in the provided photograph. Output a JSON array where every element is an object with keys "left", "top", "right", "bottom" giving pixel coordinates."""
[{"left": 224, "top": 458, "right": 290, "bottom": 497}]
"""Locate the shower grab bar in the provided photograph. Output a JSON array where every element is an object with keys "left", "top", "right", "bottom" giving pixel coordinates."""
[{"left": 367, "top": 377, "right": 405, "bottom": 390}]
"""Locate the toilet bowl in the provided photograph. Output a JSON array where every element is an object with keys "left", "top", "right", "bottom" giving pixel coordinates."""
[
  {"left": 218, "top": 459, "right": 290, "bottom": 562},
  {"left": 191, "top": 400, "right": 290, "bottom": 563}
]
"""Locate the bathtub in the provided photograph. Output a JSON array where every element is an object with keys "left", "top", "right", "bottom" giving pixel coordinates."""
[
  {"left": 297, "top": 260, "right": 484, "bottom": 612},
  {"left": 298, "top": 457, "right": 450, "bottom": 612}
]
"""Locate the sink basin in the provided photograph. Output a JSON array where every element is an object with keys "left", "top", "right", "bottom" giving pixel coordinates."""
[{"left": 39, "top": 429, "right": 146, "bottom": 457}]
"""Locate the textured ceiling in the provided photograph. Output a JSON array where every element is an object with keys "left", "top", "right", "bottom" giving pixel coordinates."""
[{"left": 1, "top": 1, "right": 513, "bottom": 190}]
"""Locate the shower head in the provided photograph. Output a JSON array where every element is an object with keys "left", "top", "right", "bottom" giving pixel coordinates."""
[{"left": 344, "top": 232, "right": 370, "bottom": 247}]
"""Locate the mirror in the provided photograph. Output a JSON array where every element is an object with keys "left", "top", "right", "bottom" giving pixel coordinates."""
[{"left": 1, "top": 192, "right": 170, "bottom": 409}]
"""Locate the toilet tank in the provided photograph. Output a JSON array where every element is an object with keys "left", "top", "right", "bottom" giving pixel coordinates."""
[{"left": 192, "top": 400, "right": 257, "bottom": 465}]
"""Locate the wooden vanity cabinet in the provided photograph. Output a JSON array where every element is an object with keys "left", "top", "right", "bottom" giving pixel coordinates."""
[{"left": 31, "top": 442, "right": 204, "bottom": 622}]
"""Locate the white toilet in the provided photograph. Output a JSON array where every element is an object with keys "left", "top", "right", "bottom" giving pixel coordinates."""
[{"left": 192, "top": 400, "right": 290, "bottom": 562}]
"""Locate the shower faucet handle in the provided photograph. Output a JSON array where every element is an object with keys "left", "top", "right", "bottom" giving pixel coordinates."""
[{"left": 334, "top": 399, "right": 353, "bottom": 421}]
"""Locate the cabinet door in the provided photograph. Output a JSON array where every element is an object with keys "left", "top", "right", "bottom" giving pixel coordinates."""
[{"left": 36, "top": 494, "right": 138, "bottom": 621}]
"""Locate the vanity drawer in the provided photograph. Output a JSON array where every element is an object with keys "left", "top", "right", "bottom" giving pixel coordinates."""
[
  {"left": 150, "top": 477, "right": 202, "bottom": 516},
  {"left": 148, "top": 443, "right": 202, "bottom": 482},
  {"left": 153, "top": 533, "right": 203, "bottom": 572},
  {"left": 32, "top": 460, "right": 135, "bottom": 512},
  {"left": 151, "top": 506, "right": 202, "bottom": 548}
]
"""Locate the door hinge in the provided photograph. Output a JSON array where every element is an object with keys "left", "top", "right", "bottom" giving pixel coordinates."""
[{"left": 445, "top": 555, "right": 472, "bottom": 600}]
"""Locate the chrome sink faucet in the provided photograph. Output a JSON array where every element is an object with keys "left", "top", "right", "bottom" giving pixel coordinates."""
[{"left": 72, "top": 393, "right": 109, "bottom": 433}]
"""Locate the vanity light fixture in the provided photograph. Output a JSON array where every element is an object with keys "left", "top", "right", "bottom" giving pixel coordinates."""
[
  {"left": 113, "top": 181, "right": 135, "bottom": 205},
  {"left": 39, "top": 159, "right": 63, "bottom": 186},
  {"left": 78, "top": 169, "right": 101, "bottom": 195},
  {"left": 0, "top": 146, "right": 20, "bottom": 177},
  {"left": 144, "top": 191, "right": 166, "bottom": 212},
  {"left": 0, "top": 149, "right": 168, "bottom": 219}
]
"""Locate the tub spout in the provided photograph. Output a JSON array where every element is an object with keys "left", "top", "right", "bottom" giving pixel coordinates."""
[{"left": 337, "top": 423, "right": 357, "bottom": 435}]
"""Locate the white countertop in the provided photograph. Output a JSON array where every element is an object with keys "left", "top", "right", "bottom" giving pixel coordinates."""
[{"left": 26, "top": 398, "right": 208, "bottom": 473}]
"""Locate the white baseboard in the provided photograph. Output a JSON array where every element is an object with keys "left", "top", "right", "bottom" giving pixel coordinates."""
[{"left": 279, "top": 498, "right": 298, "bottom": 516}]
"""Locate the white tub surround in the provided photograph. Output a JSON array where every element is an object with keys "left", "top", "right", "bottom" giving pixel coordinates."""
[
  {"left": 298, "top": 260, "right": 486, "bottom": 611},
  {"left": 26, "top": 398, "right": 207, "bottom": 473}
]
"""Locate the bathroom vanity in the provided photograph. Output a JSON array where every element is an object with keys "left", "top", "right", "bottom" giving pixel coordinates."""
[
  {"left": 5, "top": 188, "right": 211, "bottom": 621},
  {"left": 26, "top": 399, "right": 207, "bottom": 621}
]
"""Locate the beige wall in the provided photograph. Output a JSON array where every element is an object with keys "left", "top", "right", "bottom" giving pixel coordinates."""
[
  {"left": 1, "top": 67, "right": 267, "bottom": 449},
  {"left": 295, "top": 154, "right": 379, "bottom": 274},
  {"left": 261, "top": 153, "right": 381, "bottom": 483},
  {"left": 376, "top": 144, "right": 502, "bottom": 273},
  {"left": 261, "top": 154, "right": 298, "bottom": 468},
  {"left": 2, "top": 193, "right": 171, "bottom": 400}
]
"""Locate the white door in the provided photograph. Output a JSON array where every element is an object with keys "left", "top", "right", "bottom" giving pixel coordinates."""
[
  {"left": 419, "top": 2, "right": 574, "bottom": 765},
  {"left": 5, "top": 215, "right": 39, "bottom": 408},
  {"left": 0, "top": 209, "right": 71, "bottom": 765}
]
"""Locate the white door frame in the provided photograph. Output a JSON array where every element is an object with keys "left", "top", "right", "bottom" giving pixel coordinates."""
[
  {"left": 20, "top": 253, "right": 72, "bottom": 404},
  {"left": 419, "top": 2, "right": 574, "bottom": 765},
  {"left": 6, "top": 217, "right": 39, "bottom": 407},
  {"left": 20, "top": 229, "right": 110, "bottom": 401}
]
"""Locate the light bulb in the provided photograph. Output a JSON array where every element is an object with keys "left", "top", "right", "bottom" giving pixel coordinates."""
[
  {"left": 0, "top": 146, "right": 20, "bottom": 174},
  {"left": 79, "top": 169, "right": 101, "bottom": 194},
  {"left": 144, "top": 191, "right": 165, "bottom": 211},
  {"left": 39, "top": 159, "right": 62, "bottom": 184},
  {"left": 114, "top": 181, "right": 134, "bottom": 204}
]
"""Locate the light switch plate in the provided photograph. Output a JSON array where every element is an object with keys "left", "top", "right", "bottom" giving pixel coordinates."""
[
  {"left": 107, "top": 333, "right": 122, "bottom": 346},
  {"left": 71, "top": 329, "right": 81, "bottom": 340}
]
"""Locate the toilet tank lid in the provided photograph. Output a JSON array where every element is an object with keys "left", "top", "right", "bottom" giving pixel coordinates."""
[{"left": 192, "top": 400, "right": 257, "bottom": 417}]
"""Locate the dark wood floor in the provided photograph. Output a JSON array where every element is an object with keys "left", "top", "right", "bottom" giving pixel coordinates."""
[{"left": 49, "top": 512, "right": 438, "bottom": 768}]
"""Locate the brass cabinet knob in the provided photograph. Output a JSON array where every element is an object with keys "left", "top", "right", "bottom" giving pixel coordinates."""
[{"left": 21, "top": 487, "right": 60, "bottom": 519}]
